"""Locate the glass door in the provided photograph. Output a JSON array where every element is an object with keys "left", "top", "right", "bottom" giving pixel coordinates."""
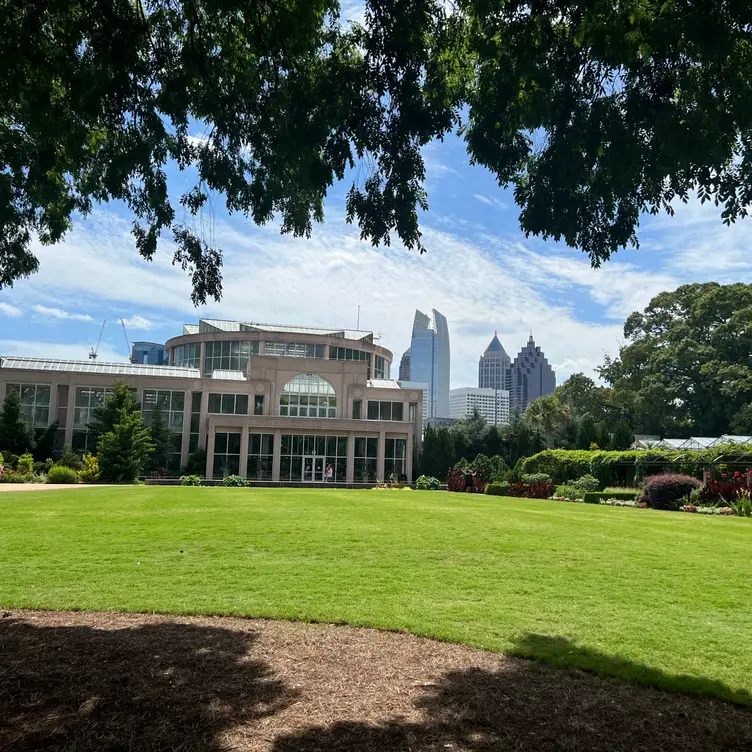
[{"left": 302, "top": 456, "right": 325, "bottom": 482}]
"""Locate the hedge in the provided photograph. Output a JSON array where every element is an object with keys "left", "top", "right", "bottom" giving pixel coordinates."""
[
  {"left": 485, "top": 482, "right": 510, "bottom": 496},
  {"left": 518, "top": 450, "right": 593, "bottom": 484},
  {"left": 583, "top": 491, "right": 638, "bottom": 504}
]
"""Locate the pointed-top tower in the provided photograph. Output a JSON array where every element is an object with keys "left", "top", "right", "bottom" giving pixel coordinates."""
[
  {"left": 509, "top": 331, "right": 556, "bottom": 413},
  {"left": 478, "top": 332, "right": 511, "bottom": 390}
]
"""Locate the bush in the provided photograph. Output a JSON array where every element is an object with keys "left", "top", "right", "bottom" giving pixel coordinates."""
[
  {"left": 57, "top": 444, "right": 83, "bottom": 470},
  {"left": 520, "top": 472, "right": 553, "bottom": 485},
  {"left": 583, "top": 490, "right": 638, "bottom": 504},
  {"left": 17, "top": 452, "right": 34, "bottom": 474},
  {"left": 0, "top": 471, "right": 36, "bottom": 483},
  {"left": 416, "top": 475, "right": 441, "bottom": 490},
  {"left": 182, "top": 448, "right": 207, "bottom": 476},
  {"left": 485, "top": 482, "right": 511, "bottom": 496},
  {"left": 572, "top": 474, "right": 600, "bottom": 493},
  {"left": 180, "top": 474, "right": 202, "bottom": 486},
  {"left": 77, "top": 453, "right": 100, "bottom": 483},
  {"left": 47, "top": 465, "right": 80, "bottom": 484},
  {"left": 641, "top": 473, "right": 702, "bottom": 510},
  {"left": 505, "top": 480, "right": 554, "bottom": 499},
  {"left": 730, "top": 492, "right": 752, "bottom": 518},
  {"left": 520, "top": 449, "right": 593, "bottom": 484},
  {"left": 554, "top": 484, "right": 583, "bottom": 500},
  {"left": 221, "top": 475, "right": 249, "bottom": 487}
]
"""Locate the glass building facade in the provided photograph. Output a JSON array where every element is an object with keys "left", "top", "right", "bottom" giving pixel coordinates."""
[{"left": 407, "top": 309, "right": 450, "bottom": 418}]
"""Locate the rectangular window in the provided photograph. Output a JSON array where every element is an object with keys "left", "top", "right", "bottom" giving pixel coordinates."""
[
  {"left": 207, "top": 393, "right": 249, "bottom": 415},
  {"left": 352, "top": 399, "right": 362, "bottom": 419},
  {"left": 248, "top": 432, "right": 274, "bottom": 480},
  {"left": 279, "top": 434, "right": 348, "bottom": 482},
  {"left": 384, "top": 438, "right": 407, "bottom": 480},
  {"left": 264, "top": 341, "right": 324, "bottom": 358},
  {"left": 354, "top": 436, "right": 378, "bottom": 483},
  {"left": 142, "top": 390, "right": 186, "bottom": 472},
  {"left": 204, "top": 340, "right": 257, "bottom": 375},
  {"left": 374, "top": 355, "right": 389, "bottom": 379},
  {"left": 213, "top": 431, "right": 241, "bottom": 477},
  {"left": 189, "top": 392, "right": 202, "bottom": 453},
  {"left": 409, "top": 403, "right": 417, "bottom": 424},
  {"left": 173, "top": 343, "right": 201, "bottom": 368},
  {"left": 254, "top": 395, "right": 264, "bottom": 416},
  {"left": 366, "top": 400, "right": 406, "bottom": 422},
  {"left": 71, "top": 385, "right": 115, "bottom": 452},
  {"left": 6, "top": 383, "right": 51, "bottom": 429},
  {"left": 329, "top": 346, "right": 370, "bottom": 363}
]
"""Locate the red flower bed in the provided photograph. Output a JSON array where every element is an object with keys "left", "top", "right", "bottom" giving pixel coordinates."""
[
  {"left": 701, "top": 471, "right": 751, "bottom": 503},
  {"left": 505, "top": 480, "right": 553, "bottom": 499}
]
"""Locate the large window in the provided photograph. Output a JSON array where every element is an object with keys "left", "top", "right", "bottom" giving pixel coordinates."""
[
  {"left": 204, "top": 340, "right": 258, "bottom": 374},
  {"left": 264, "top": 341, "right": 324, "bottom": 358},
  {"left": 173, "top": 343, "right": 201, "bottom": 368},
  {"left": 354, "top": 437, "right": 378, "bottom": 483},
  {"left": 279, "top": 374, "right": 336, "bottom": 418},
  {"left": 279, "top": 434, "right": 347, "bottom": 482},
  {"left": 366, "top": 400, "right": 404, "bottom": 421},
  {"left": 213, "top": 431, "right": 241, "bottom": 477},
  {"left": 374, "top": 355, "right": 390, "bottom": 379},
  {"left": 6, "top": 383, "right": 51, "bottom": 428},
  {"left": 385, "top": 438, "right": 407, "bottom": 479},
  {"left": 329, "top": 346, "right": 370, "bottom": 364},
  {"left": 189, "top": 392, "right": 202, "bottom": 452},
  {"left": 142, "top": 390, "right": 185, "bottom": 472},
  {"left": 208, "top": 393, "right": 249, "bottom": 415},
  {"left": 72, "top": 385, "right": 115, "bottom": 452},
  {"left": 248, "top": 433, "right": 274, "bottom": 480}
]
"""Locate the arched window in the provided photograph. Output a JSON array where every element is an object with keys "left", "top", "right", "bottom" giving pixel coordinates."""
[{"left": 279, "top": 374, "right": 337, "bottom": 418}]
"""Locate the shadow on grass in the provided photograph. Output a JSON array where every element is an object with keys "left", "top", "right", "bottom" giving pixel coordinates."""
[
  {"left": 274, "top": 634, "right": 752, "bottom": 752},
  {"left": 0, "top": 616, "right": 294, "bottom": 751}
]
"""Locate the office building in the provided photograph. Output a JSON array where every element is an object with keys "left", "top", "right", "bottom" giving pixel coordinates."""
[
  {"left": 509, "top": 333, "right": 556, "bottom": 413},
  {"left": 131, "top": 341, "right": 168, "bottom": 365},
  {"left": 406, "top": 309, "right": 450, "bottom": 418},
  {"left": 478, "top": 331, "right": 511, "bottom": 390},
  {"left": 449, "top": 387, "right": 510, "bottom": 425},
  {"left": 398, "top": 349, "right": 411, "bottom": 381},
  {"left": 0, "top": 318, "right": 423, "bottom": 482}
]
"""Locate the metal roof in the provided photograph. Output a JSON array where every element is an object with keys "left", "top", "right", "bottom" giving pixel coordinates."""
[
  {"left": 210, "top": 370, "right": 246, "bottom": 381},
  {"left": 193, "top": 318, "right": 378, "bottom": 343},
  {"left": 368, "top": 379, "right": 404, "bottom": 389},
  {"left": 0, "top": 356, "right": 200, "bottom": 379}
]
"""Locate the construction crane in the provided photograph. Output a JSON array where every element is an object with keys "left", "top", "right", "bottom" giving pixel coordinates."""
[
  {"left": 89, "top": 319, "right": 106, "bottom": 360},
  {"left": 120, "top": 319, "right": 135, "bottom": 362}
]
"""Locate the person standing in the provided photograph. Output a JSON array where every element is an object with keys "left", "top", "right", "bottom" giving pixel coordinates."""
[
  {"left": 464, "top": 467, "right": 474, "bottom": 493},
  {"left": 326, "top": 464, "right": 334, "bottom": 483}
]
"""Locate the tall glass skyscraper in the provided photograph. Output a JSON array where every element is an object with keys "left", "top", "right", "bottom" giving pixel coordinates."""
[{"left": 405, "top": 309, "right": 450, "bottom": 418}]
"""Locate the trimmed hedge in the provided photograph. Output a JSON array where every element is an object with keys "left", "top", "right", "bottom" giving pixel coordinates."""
[
  {"left": 47, "top": 465, "right": 79, "bottom": 484},
  {"left": 485, "top": 482, "right": 510, "bottom": 496},
  {"left": 519, "top": 450, "right": 592, "bottom": 484},
  {"left": 642, "top": 473, "right": 701, "bottom": 510},
  {"left": 583, "top": 490, "right": 638, "bottom": 504}
]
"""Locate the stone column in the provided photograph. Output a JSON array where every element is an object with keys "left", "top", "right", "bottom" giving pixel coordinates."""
[
  {"left": 47, "top": 379, "right": 59, "bottom": 431},
  {"left": 272, "top": 428, "right": 282, "bottom": 481},
  {"left": 180, "top": 392, "right": 192, "bottom": 468},
  {"left": 64, "top": 382, "right": 76, "bottom": 445},
  {"left": 378, "top": 429, "right": 386, "bottom": 483},
  {"left": 346, "top": 430, "right": 355, "bottom": 484},
  {"left": 205, "top": 426, "right": 215, "bottom": 479},
  {"left": 199, "top": 390, "right": 209, "bottom": 451},
  {"left": 239, "top": 427, "right": 249, "bottom": 478},
  {"left": 406, "top": 426, "right": 413, "bottom": 481}
]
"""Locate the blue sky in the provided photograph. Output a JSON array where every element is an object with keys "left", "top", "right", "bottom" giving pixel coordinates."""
[{"left": 1, "top": 128, "right": 750, "bottom": 389}]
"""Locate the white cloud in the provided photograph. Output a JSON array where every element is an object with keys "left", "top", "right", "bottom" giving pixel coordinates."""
[
  {"left": 121, "top": 315, "right": 154, "bottom": 330},
  {"left": 0, "top": 302, "right": 22, "bottom": 317},
  {"left": 473, "top": 193, "right": 508, "bottom": 212},
  {"left": 31, "top": 305, "right": 93, "bottom": 322},
  {"left": 0, "top": 339, "right": 126, "bottom": 362}
]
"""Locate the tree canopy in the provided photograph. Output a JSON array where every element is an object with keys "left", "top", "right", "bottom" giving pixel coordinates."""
[{"left": 3, "top": 0, "right": 752, "bottom": 302}]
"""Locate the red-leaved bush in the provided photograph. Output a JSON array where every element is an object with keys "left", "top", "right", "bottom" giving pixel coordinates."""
[
  {"left": 505, "top": 481, "right": 553, "bottom": 499},
  {"left": 642, "top": 473, "right": 701, "bottom": 510},
  {"left": 701, "top": 471, "right": 751, "bottom": 503}
]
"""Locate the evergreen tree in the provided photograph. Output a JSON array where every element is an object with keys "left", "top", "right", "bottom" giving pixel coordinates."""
[
  {"left": 32, "top": 420, "right": 58, "bottom": 462},
  {"left": 611, "top": 418, "right": 635, "bottom": 451},
  {"left": 89, "top": 381, "right": 140, "bottom": 444},
  {"left": 97, "top": 408, "right": 154, "bottom": 482},
  {"left": 147, "top": 400, "right": 170, "bottom": 472},
  {"left": 0, "top": 388, "right": 35, "bottom": 455},
  {"left": 596, "top": 422, "right": 613, "bottom": 451},
  {"left": 576, "top": 415, "right": 600, "bottom": 450}
]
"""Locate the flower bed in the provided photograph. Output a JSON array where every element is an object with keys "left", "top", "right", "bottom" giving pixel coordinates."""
[{"left": 679, "top": 504, "right": 735, "bottom": 515}]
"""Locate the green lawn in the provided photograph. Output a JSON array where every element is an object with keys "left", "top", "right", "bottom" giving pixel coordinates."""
[{"left": 1, "top": 487, "right": 750, "bottom": 705}]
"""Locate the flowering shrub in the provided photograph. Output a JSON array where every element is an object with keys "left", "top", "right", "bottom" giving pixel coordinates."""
[
  {"left": 180, "top": 474, "right": 202, "bottom": 486},
  {"left": 642, "top": 473, "right": 701, "bottom": 510},
  {"left": 701, "top": 471, "right": 751, "bottom": 503},
  {"left": 505, "top": 480, "right": 554, "bottom": 499},
  {"left": 221, "top": 475, "right": 249, "bottom": 487},
  {"left": 415, "top": 475, "right": 441, "bottom": 490},
  {"left": 600, "top": 498, "right": 644, "bottom": 508},
  {"left": 681, "top": 504, "right": 735, "bottom": 515}
]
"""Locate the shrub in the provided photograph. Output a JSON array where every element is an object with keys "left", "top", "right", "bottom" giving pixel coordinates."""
[
  {"left": 520, "top": 449, "right": 593, "bottom": 484},
  {"left": 0, "top": 471, "right": 36, "bottom": 483},
  {"left": 700, "top": 472, "right": 750, "bottom": 503},
  {"left": 221, "top": 475, "right": 248, "bottom": 487},
  {"left": 0, "top": 451, "right": 3, "bottom": 464},
  {"left": 520, "top": 472, "right": 553, "bottom": 485},
  {"left": 730, "top": 491, "right": 752, "bottom": 518},
  {"left": 57, "top": 444, "right": 83, "bottom": 470},
  {"left": 180, "top": 474, "right": 202, "bottom": 486},
  {"left": 78, "top": 453, "right": 100, "bottom": 483},
  {"left": 485, "top": 482, "right": 511, "bottom": 496},
  {"left": 554, "top": 484, "right": 582, "bottom": 500},
  {"left": 182, "top": 449, "right": 207, "bottom": 476},
  {"left": 571, "top": 474, "right": 600, "bottom": 493},
  {"left": 47, "top": 465, "right": 80, "bottom": 484},
  {"left": 583, "top": 490, "right": 638, "bottom": 504},
  {"left": 17, "top": 452, "right": 34, "bottom": 475},
  {"left": 416, "top": 475, "right": 441, "bottom": 490},
  {"left": 641, "top": 473, "right": 701, "bottom": 510},
  {"left": 505, "top": 480, "right": 553, "bottom": 499}
]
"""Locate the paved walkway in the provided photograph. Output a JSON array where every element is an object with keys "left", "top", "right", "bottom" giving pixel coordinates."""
[{"left": 0, "top": 484, "right": 111, "bottom": 492}]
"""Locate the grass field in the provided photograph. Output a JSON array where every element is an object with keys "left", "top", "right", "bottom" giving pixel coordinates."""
[{"left": 1, "top": 486, "right": 750, "bottom": 705}]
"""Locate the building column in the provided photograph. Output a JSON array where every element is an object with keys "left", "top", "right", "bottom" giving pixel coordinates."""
[
  {"left": 378, "top": 429, "right": 386, "bottom": 483},
  {"left": 239, "top": 428, "right": 249, "bottom": 478},
  {"left": 199, "top": 390, "right": 209, "bottom": 451},
  {"left": 272, "top": 428, "right": 282, "bottom": 481},
  {"left": 180, "top": 392, "right": 192, "bottom": 469},
  {"left": 64, "top": 383, "right": 76, "bottom": 445},
  {"left": 205, "top": 427, "right": 215, "bottom": 479},
  {"left": 346, "top": 430, "right": 355, "bottom": 483},
  {"left": 406, "top": 426, "right": 413, "bottom": 481},
  {"left": 48, "top": 379, "right": 59, "bottom": 430}
]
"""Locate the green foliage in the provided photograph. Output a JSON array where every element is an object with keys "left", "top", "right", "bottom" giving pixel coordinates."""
[
  {"left": 583, "top": 491, "right": 637, "bottom": 504},
  {"left": 146, "top": 400, "right": 170, "bottom": 472},
  {"left": 576, "top": 415, "right": 599, "bottom": 451},
  {"left": 57, "top": 444, "right": 83, "bottom": 470},
  {"left": 416, "top": 475, "right": 441, "bottom": 490},
  {"left": 16, "top": 452, "right": 34, "bottom": 475},
  {"left": 484, "top": 482, "right": 510, "bottom": 496},
  {"left": 221, "top": 475, "right": 249, "bottom": 487},
  {"left": 730, "top": 492, "right": 752, "bottom": 518},
  {"left": 46, "top": 465, "right": 79, "bottom": 484},
  {"left": 642, "top": 474, "right": 702, "bottom": 511},
  {"left": 180, "top": 475, "right": 202, "bottom": 486},
  {"left": 182, "top": 449, "right": 207, "bottom": 476},
  {"left": 78, "top": 453, "right": 100, "bottom": 483},
  {"left": 520, "top": 472, "right": 552, "bottom": 485},
  {"left": 554, "top": 484, "right": 583, "bottom": 500},
  {"left": 0, "top": 472, "right": 36, "bottom": 483},
  {"left": 572, "top": 474, "right": 600, "bottom": 493},
  {"left": 0, "top": 451, "right": 3, "bottom": 463},
  {"left": 610, "top": 418, "right": 634, "bottom": 451},
  {"left": 525, "top": 395, "right": 572, "bottom": 448},
  {"left": 97, "top": 409, "right": 154, "bottom": 483},
  {"left": 0, "top": 389, "right": 34, "bottom": 455},
  {"left": 89, "top": 381, "right": 140, "bottom": 440},
  {"left": 520, "top": 450, "right": 593, "bottom": 485},
  {"left": 32, "top": 421, "right": 58, "bottom": 462},
  {"left": 420, "top": 426, "right": 456, "bottom": 481}
]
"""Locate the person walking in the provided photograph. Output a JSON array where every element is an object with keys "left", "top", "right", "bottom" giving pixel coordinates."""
[{"left": 464, "top": 467, "right": 474, "bottom": 493}]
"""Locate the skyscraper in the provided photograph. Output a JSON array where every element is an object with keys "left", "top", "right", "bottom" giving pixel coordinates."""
[
  {"left": 398, "top": 348, "right": 411, "bottom": 381},
  {"left": 509, "top": 333, "right": 556, "bottom": 413},
  {"left": 131, "top": 341, "right": 167, "bottom": 365},
  {"left": 478, "top": 331, "right": 511, "bottom": 390},
  {"left": 406, "top": 309, "right": 450, "bottom": 418}
]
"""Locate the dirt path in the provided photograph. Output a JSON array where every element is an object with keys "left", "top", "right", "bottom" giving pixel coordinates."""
[{"left": 1, "top": 610, "right": 750, "bottom": 751}]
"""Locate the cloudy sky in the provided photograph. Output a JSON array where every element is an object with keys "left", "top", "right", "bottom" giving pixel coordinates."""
[{"left": 1, "top": 126, "right": 750, "bottom": 388}]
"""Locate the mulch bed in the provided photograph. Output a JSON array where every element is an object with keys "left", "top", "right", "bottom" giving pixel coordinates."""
[{"left": 1, "top": 609, "right": 751, "bottom": 751}]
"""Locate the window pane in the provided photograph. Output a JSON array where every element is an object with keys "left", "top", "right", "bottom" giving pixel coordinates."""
[
  {"left": 367, "top": 438, "right": 378, "bottom": 457},
  {"left": 261, "top": 434, "right": 274, "bottom": 455},
  {"left": 337, "top": 436, "right": 347, "bottom": 456},
  {"left": 281, "top": 434, "right": 292, "bottom": 454},
  {"left": 228, "top": 433, "right": 241, "bottom": 454},
  {"left": 326, "top": 436, "right": 337, "bottom": 456},
  {"left": 352, "top": 400, "right": 362, "bottom": 419},
  {"left": 254, "top": 395, "right": 264, "bottom": 415},
  {"left": 215, "top": 432, "right": 228, "bottom": 454},
  {"left": 36, "top": 387, "right": 50, "bottom": 406},
  {"left": 315, "top": 436, "right": 325, "bottom": 455},
  {"left": 367, "top": 401, "right": 379, "bottom": 420},
  {"left": 354, "top": 437, "right": 366, "bottom": 457},
  {"left": 380, "top": 402, "right": 392, "bottom": 421},
  {"left": 221, "top": 394, "right": 234, "bottom": 414},
  {"left": 208, "top": 394, "right": 221, "bottom": 413},
  {"left": 236, "top": 395, "right": 249, "bottom": 415},
  {"left": 386, "top": 438, "right": 395, "bottom": 457},
  {"left": 172, "top": 392, "right": 185, "bottom": 412},
  {"left": 392, "top": 402, "right": 404, "bottom": 422},
  {"left": 250, "top": 434, "right": 261, "bottom": 455}
]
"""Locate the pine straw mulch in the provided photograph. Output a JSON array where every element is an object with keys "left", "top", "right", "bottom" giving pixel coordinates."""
[{"left": 1, "top": 609, "right": 751, "bottom": 752}]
